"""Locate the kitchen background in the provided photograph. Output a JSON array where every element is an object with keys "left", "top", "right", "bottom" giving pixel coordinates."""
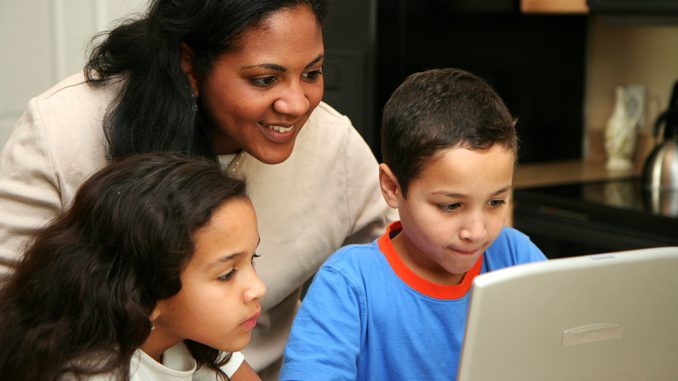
[
  {"left": 321, "top": 0, "right": 678, "bottom": 169},
  {"left": 1, "top": 0, "right": 677, "bottom": 256},
  {"left": 1, "top": 0, "right": 677, "bottom": 165}
]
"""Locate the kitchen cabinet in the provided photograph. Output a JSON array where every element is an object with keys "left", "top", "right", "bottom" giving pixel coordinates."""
[{"left": 521, "top": 0, "right": 589, "bottom": 13}]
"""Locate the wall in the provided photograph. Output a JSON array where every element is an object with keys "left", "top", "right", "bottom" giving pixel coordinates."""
[
  {"left": 0, "top": 0, "right": 146, "bottom": 149},
  {"left": 584, "top": 17, "right": 678, "bottom": 166}
]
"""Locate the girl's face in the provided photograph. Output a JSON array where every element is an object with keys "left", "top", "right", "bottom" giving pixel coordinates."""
[
  {"left": 154, "top": 198, "right": 265, "bottom": 353},
  {"left": 191, "top": 5, "right": 325, "bottom": 164}
]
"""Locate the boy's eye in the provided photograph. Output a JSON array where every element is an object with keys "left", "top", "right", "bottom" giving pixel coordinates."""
[
  {"left": 218, "top": 269, "right": 237, "bottom": 282},
  {"left": 439, "top": 203, "right": 461, "bottom": 212},
  {"left": 250, "top": 76, "right": 277, "bottom": 87},
  {"left": 302, "top": 69, "right": 323, "bottom": 82},
  {"left": 489, "top": 199, "right": 507, "bottom": 208}
]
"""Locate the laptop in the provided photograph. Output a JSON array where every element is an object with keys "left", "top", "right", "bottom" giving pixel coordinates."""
[{"left": 457, "top": 247, "right": 678, "bottom": 381}]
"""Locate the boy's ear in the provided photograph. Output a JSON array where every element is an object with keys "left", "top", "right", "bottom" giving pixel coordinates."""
[
  {"left": 180, "top": 43, "right": 199, "bottom": 97},
  {"left": 379, "top": 163, "right": 401, "bottom": 209}
]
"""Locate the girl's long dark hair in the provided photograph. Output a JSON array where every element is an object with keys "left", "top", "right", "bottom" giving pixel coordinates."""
[
  {"left": 85, "top": 0, "right": 329, "bottom": 161},
  {"left": 0, "top": 152, "right": 247, "bottom": 381}
]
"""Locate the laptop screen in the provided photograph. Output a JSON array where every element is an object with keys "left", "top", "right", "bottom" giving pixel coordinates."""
[{"left": 457, "top": 247, "right": 678, "bottom": 381}]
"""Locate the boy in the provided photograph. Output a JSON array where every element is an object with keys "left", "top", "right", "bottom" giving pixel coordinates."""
[{"left": 280, "top": 68, "right": 546, "bottom": 380}]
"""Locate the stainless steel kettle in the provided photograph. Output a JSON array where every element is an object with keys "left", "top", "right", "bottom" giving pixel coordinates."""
[{"left": 642, "top": 80, "right": 678, "bottom": 191}]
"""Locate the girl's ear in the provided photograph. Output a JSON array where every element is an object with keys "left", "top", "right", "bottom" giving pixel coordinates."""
[
  {"left": 180, "top": 43, "right": 199, "bottom": 97},
  {"left": 379, "top": 163, "right": 401, "bottom": 209},
  {"left": 151, "top": 299, "right": 172, "bottom": 328},
  {"left": 150, "top": 308, "right": 161, "bottom": 330}
]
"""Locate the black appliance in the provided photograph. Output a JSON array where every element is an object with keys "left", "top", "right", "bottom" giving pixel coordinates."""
[
  {"left": 374, "top": 1, "right": 587, "bottom": 163},
  {"left": 322, "top": 1, "right": 587, "bottom": 162},
  {"left": 513, "top": 177, "right": 678, "bottom": 259},
  {"left": 643, "top": 80, "right": 678, "bottom": 191}
]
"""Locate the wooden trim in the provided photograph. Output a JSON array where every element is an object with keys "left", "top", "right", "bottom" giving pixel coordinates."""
[{"left": 521, "top": 0, "right": 589, "bottom": 14}]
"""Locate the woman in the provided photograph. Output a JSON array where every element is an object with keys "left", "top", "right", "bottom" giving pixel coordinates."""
[
  {"left": 0, "top": 0, "right": 394, "bottom": 378},
  {"left": 0, "top": 152, "right": 266, "bottom": 380}
]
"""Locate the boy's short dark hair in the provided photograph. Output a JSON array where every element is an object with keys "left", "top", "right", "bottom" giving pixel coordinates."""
[{"left": 381, "top": 68, "right": 517, "bottom": 197}]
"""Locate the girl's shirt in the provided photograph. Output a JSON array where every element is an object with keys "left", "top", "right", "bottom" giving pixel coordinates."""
[{"left": 76, "top": 343, "right": 243, "bottom": 381}]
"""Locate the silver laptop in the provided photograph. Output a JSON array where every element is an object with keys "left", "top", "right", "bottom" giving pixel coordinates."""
[{"left": 457, "top": 247, "right": 678, "bottom": 381}]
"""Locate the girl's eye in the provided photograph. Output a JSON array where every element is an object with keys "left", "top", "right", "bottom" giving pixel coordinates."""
[
  {"left": 218, "top": 269, "right": 237, "bottom": 282},
  {"left": 489, "top": 199, "right": 507, "bottom": 208},
  {"left": 251, "top": 253, "right": 261, "bottom": 265},
  {"left": 302, "top": 69, "right": 323, "bottom": 82},
  {"left": 439, "top": 203, "right": 461, "bottom": 212},
  {"left": 250, "top": 76, "right": 277, "bottom": 88}
]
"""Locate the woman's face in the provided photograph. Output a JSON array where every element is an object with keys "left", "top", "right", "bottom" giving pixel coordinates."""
[
  {"left": 154, "top": 198, "right": 266, "bottom": 353},
  {"left": 193, "top": 5, "right": 325, "bottom": 163}
]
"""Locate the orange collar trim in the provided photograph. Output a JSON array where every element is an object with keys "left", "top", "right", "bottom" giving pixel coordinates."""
[{"left": 377, "top": 221, "right": 483, "bottom": 299}]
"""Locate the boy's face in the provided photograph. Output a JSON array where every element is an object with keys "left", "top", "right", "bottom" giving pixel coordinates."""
[{"left": 381, "top": 144, "right": 514, "bottom": 285}]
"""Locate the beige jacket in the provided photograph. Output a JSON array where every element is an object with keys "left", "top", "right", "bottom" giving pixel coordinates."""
[{"left": 0, "top": 73, "right": 395, "bottom": 378}]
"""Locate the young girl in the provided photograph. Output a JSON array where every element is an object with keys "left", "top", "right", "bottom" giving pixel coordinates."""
[{"left": 0, "top": 152, "right": 266, "bottom": 381}]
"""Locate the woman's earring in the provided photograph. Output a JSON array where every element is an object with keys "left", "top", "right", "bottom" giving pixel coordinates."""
[{"left": 191, "top": 92, "right": 198, "bottom": 113}]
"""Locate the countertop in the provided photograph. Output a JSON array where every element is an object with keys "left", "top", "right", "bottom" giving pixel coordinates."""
[
  {"left": 513, "top": 159, "right": 642, "bottom": 189},
  {"left": 508, "top": 159, "right": 642, "bottom": 227}
]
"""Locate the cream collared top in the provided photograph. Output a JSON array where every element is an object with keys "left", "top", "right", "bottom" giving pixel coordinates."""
[{"left": 79, "top": 343, "right": 243, "bottom": 381}]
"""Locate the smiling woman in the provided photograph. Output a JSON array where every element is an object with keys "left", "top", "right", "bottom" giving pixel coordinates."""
[
  {"left": 188, "top": 5, "right": 326, "bottom": 163},
  {"left": 0, "top": 1, "right": 395, "bottom": 379}
]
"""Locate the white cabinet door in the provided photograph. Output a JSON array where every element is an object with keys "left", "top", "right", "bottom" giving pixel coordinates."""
[{"left": 0, "top": 0, "right": 146, "bottom": 148}]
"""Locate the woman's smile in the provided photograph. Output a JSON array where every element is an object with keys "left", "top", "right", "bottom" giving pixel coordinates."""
[{"left": 258, "top": 122, "right": 298, "bottom": 144}]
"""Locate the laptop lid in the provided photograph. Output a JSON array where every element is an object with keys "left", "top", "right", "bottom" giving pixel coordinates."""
[{"left": 457, "top": 247, "right": 678, "bottom": 381}]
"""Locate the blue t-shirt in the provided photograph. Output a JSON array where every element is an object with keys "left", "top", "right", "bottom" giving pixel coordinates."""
[{"left": 281, "top": 222, "right": 546, "bottom": 380}]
